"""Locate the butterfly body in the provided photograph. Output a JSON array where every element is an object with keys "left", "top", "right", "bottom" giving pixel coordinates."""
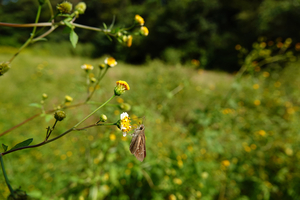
[{"left": 129, "top": 124, "right": 146, "bottom": 162}]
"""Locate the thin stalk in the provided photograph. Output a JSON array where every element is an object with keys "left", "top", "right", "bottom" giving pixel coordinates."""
[
  {"left": 0, "top": 102, "right": 85, "bottom": 138},
  {"left": 75, "top": 95, "right": 115, "bottom": 128},
  {"left": 0, "top": 22, "right": 52, "bottom": 27},
  {"left": 0, "top": 155, "right": 14, "bottom": 193},
  {"left": 72, "top": 23, "right": 104, "bottom": 32},
  {"left": 1, "top": 95, "right": 116, "bottom": 156},
  {"left": 86, "top": 67, "right": 109, "bottom": 102},
  {"left": 75, "top": 122, "right": 116, "bottom": 131},
  {"left": 1, "top": 127, "right": 74, "bottom": 156},
  {"left": 8, "top": 5, "right": 42, "bottom": 63}
]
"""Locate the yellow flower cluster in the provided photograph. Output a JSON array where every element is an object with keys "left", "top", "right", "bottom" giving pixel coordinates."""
[
  {"left": 120, "top": 112, "right": 131, "bottom": 136},
  {"left": 116, "top": 80, "right": 130, "bottom": 91},
  {"left": 140, "top": 26, "right": 149, "bottom": 36},
  {"left": 105, "top": 57, "right": 117, "bottom": 67},
  {"left": 81, "top": 64, "right": 94, "bottom": 71},
  {"left": 135, "top": 15, "right": 145, "bottom": 25}
]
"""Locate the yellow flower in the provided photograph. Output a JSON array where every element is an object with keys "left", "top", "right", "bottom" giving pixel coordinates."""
[
  {"left": 81, "top": 64, "right": 94, "bottom": 71},
  {"left": 99, "top": 63, "right": 106, "bottom": 69},
  {"left": 173, "top": 178, "right": 182, "bottom": 185},
  {"left": 135, "top": 14, "right": 145, "bottom": 25},
  {"left": 140, "top": 26, "right": 149, "bottom": 36},
  {"left": 114, "top": 80, "right": 130, "bottom": 96},
  {"left": 120, "top": 112, "right": 131, "bottom": 136},
  {"left": 253, "top": 84, "right": 259, "bottom": 89},
  {"left": 110, "top": 134, "right": 116, "bottom": 141},
  {"left": 222, "top": 160, "right": 230, "bottom": 167},
  {"left": 105, "top": 57, "right": 117, "bottom": 67},
  {"left": 258, "top": 130, "right": 266, "bottom": 136},
  {"left": 127, "top": 35, "right": 133, "bottom": 47},
  {"left": 254, "top": 100, "right": 261, "bottom": 106},
  {"left": 168, "top": 194, "right": 176, "bottom": 200}
]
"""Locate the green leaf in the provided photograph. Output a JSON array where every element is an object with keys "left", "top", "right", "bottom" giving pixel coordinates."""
[
  {"left": 10, "top": 138, "right": 33, "bottom": 150},
  {"left": 45, "top": 114, "right": 53, "bottom": 122},
  {"left": 103, "top": 23, "right": 107, "bottom": 30},
  {"left": 117, "top": 38, "right": 123, "bottom": 44},
  {"left": 29, "top": 103, "right": 42, "bottom": 108},
  {"left": 109, "top": 15, "right": 116, "bottom": 29},
  {"left": 106, "top": 34, "right": 112, "bottom": 42},
  {"left": 2, "top": 144, "right": 8, "bottom": 152},
  {"left": 64, "top": 19, "right": 73, "bottom": 29},
  {"left": 70, "top": 29, "right": 78, "bottom": 48}
]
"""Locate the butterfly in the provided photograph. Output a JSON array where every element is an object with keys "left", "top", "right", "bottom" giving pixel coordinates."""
[{"left": 129, "top": 124, "right": 146, "bottom": 162}]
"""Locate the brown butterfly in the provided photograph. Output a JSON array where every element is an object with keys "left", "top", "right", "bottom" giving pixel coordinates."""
[{"left": 129, "top": 124, "right": 146, "bottom": 162}]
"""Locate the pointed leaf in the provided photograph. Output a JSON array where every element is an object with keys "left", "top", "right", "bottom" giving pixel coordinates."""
[
  {"left": 106, "top": 34, "right": 112, "bottom": 42},
  {"left": 109, "top": 15, "right": 116, "bottom": 29},
  {"left": 2, "top": 144, "right": 8, "bottom": 152},
  {"left": 117, "top": 38, "right": 123, "bottom": 44},
  {"left": 45, "top": 114, "right": 53, "bottom": 122},
  {"left": 64, "top": 20, "right": 74, "bottom": 29},
  {"left": 103, "top": 23, "right": 107, "bottom": 30},
  {"left": 29, "top": 103, "right": 42, "bottom": 108},
  {"left": 70, "top": 29, "right": 78, "bottom": 48},
  {"left": 10, "top": 138, "right": 33, "bottom": 150}
]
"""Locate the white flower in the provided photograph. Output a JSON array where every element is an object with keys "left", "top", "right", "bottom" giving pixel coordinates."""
[
  {"left": 105, "top": 57, "right": 117, "bottom": 67},
  {"left": 120, "top": 112, "right": 131, "bottom": 136}
]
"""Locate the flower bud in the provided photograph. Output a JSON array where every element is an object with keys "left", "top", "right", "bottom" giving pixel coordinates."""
[
  {"left": 0, "top": 62, "right": 10, "bottom": 76},
  {"left": 114, "top": 80, "right": 130, "bottom": 96},
  {"left": 140, "top": 26, "right": 149, "bottom": 36},
  {"left": 54, "top": 111, "right": 66, "bottom": 121},
  {"left": 90, "top": 77, "right": 97, "bottom": 83},
  {"left": 7, "top": 189, "right": 27, "bottom": 200},
  {"left": 122, "top": 35, "right": 128, "bottom": 42},
  {"left": 42, "top": 93, "right": 48, "bottom": 100},
  {"left": 127, "top": 35, "right": 133, "bottom": 47},
  {"left": 57, "top": 1, "right": 73, "bottom": 14},
  {"left": 119, "top": 103, "right": 131, "bottom": 111},
  {"left": 65, "top": 95, "right": 73, "bottom": 103},
  {"left": 99, "top": 114, "right": 108, "bottom": 122},
  {"left": 75, "top": 2, "right": 86, "bottom": 14},
  {"left": 99, "top": 63, "right": 106, "bottom": 69},
  {"left": 135, "top": 15, "right": 145, "bottom": 26},
  {"left": 117, "top": 32, "right": 122, "bottom": 37}
]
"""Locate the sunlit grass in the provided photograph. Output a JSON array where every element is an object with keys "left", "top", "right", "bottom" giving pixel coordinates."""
[{"left": 1, "top": 47, "right": 300, "bottom": 199}]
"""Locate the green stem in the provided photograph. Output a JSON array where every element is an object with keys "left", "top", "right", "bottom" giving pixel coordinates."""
[
  {"left": 0, "top": 154, "right": 14, "bottom": 193},
  {"left": 1, "top": 96, "right": 115, "bottom": 156},
  {"left": 32, "top": 5, "right": 42, "bottom": 34},
  {"left": 86, "top": 67, "right": 109, "bottom": 102},
  {"left": 75, "top": 122, "right": 116, "bottom": 131},
  {"left": 8, "top": 5, "right": 42, "bottom": 63},
  {"left": 75, "top": 95, "right": 115, "bottom": 128},
  {"left": 72, "top": 23, "right": 104, "bottom": 32}
]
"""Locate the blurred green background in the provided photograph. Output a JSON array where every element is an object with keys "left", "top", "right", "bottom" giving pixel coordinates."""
[{"left": 1, "top": 0, "right": 300, "bottom": 200}]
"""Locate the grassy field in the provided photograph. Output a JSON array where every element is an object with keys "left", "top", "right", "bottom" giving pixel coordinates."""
[{"left": 1, "top": 46, "right": 300, "bottom": 200}]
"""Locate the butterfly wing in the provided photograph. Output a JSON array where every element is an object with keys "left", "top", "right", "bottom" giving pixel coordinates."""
[{"left": 130, "top": 125, "right": 146, "bottom": 162}]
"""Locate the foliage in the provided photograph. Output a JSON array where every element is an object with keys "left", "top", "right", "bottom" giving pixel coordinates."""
[
  {"left": 2, "top": 0, "right": 300, "bottom": 70},
  {"left": 1, "top": 43, "right": 300, "bottom": 199}
]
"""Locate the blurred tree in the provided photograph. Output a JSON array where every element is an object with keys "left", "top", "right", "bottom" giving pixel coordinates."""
[{"left": 1, "top": 0, "right": 300, "bottom": 71}]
